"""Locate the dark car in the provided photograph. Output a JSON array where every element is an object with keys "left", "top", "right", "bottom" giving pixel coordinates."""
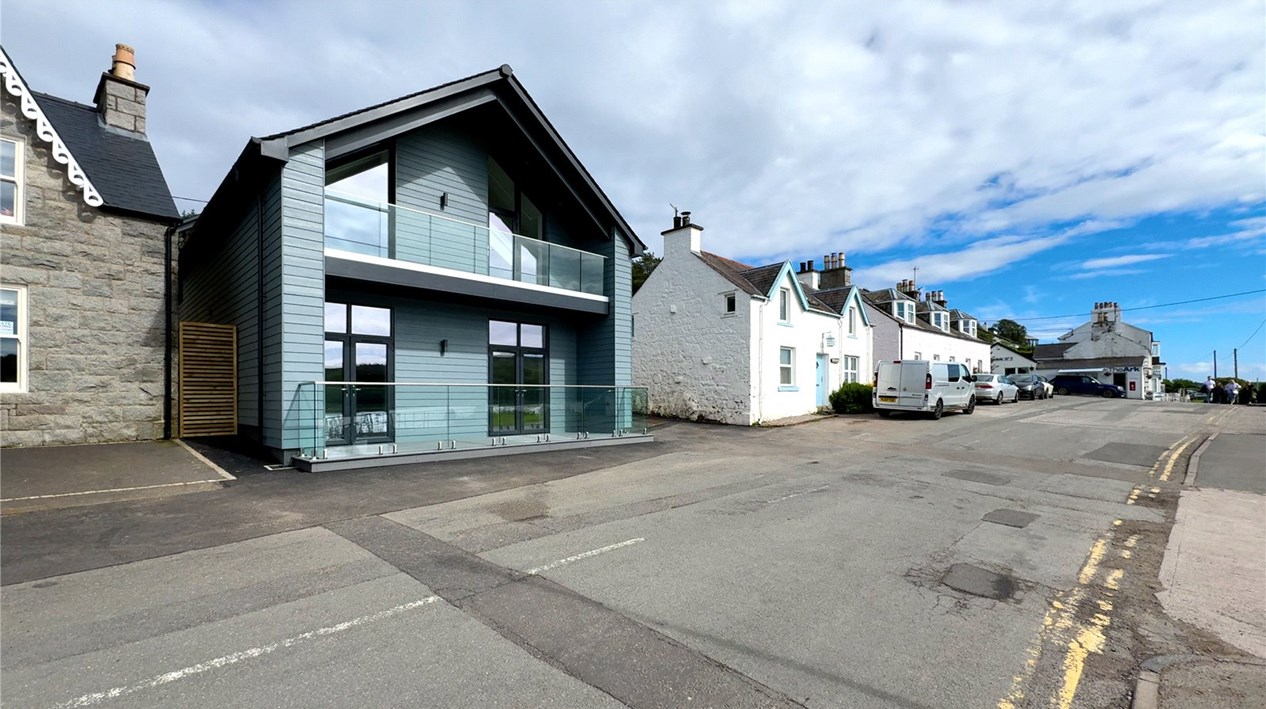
[
  {"left": 1049, "top": 374, "right": 1125, "bottom": 398},
  {"left": 1009, "top": 373, "right": 1048, "bottom": 400}
]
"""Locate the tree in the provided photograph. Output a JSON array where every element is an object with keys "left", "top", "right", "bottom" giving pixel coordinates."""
[
  {"left": 1164, "top": 378, "right": 1200, "bottom": 392},
  {"left": 631, "top": 250, "right": 662, "bottom": 293},
  {"left": 992, "top": 319, "right": 1028, "bottom": 346}
]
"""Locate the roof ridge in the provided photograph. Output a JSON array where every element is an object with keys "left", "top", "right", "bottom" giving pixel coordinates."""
[{"left": 258, "top": 65, "right": 506, "bottom": 141}]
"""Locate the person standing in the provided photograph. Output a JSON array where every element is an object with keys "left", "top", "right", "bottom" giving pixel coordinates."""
[
  {"left": 1226, "top": 380, "right": 1239, "bottom": 405},
  {"left": 1205, "top": 375, "right": 1217, "bottom": 403}
]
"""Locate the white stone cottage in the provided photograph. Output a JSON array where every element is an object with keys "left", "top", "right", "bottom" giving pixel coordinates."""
[
  {"left": 1033, "top": 301, "right": 1164, "bottom": 399},
  {"left": 861, "top": 280, "right": 990, "bottom": 373},
  {"left": 991, "top": 341, "right": 1037, "bottom": 375},
  {"left": 632, "top": 215, "right": 872, "bottom": 424}
]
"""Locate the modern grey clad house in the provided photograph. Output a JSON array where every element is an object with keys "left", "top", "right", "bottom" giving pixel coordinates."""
[{"left": 178, "top": 65, "right": 648, "bottom": 469}]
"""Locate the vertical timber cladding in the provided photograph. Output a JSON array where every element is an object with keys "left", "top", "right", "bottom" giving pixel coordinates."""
[{"left": 178, "top": 322, "right": 238, "bottom": 437}]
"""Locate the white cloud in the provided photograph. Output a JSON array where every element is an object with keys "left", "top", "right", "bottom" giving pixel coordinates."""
[
  {"left": 1081, "top": 254, "right": 1169, "bottom": 270},
  {"left": 0, "top": 0, "right": 1261, "bottom": 262}
]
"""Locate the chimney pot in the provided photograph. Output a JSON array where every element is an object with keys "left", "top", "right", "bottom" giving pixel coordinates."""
[
  {"left": 808, "top": 259, "right": 815, "bottom": 272},
  {"left": 111, "top": 43, "right": 136, "bottom": 81},
  {"left": 680, "top": 211, "right": 691, "bottom": 226}
]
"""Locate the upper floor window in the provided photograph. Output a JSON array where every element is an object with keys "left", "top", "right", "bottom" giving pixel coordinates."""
[
  {"left": 326, "top": 150, "right": 389, "bottom": 202},
  {"left": 894, "top": 300, "right": 914, "bottom": 323},
  {"left": 1, "top": 286, "right": 27, "bottom": 392},
  {"left": 488, "top": 158, "right": 543, "bottom": 239},
  {"left": 847, "top": 307, "right": 857, "bottom": 335},
  {"left": 725, "top": 293, "right": 736, "bottom": 314},
  {"left": 932, "top": 312, "right": 948, "bottom": 331},
  {"left": 1, "top": 139, "right": 23, "bottom": 225},
  {"left": 779, "top": 289, "right": 791, "bottom": 322}
]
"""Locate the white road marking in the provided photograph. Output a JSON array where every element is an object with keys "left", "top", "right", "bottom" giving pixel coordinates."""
[
  {"left": 525, "top": 538, "right": 645, "bottom": 575},
  {"left": 176, "top": 439, "right": 237, "bottom": 480},
  {"left": 2, "top": 479, "right": 226, "bottom": 503},
  {"left": 54, "top": 596, "right": 440, "bottom": 708}
]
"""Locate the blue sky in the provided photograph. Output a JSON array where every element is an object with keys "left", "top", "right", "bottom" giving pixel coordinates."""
[{"left": 3, "top": 0, "right": 1263, "bottom": 381}]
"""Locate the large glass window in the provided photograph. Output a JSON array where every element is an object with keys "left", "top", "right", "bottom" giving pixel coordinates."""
[
  {"left": 1, "top": 139, "right": 22, "bottom": 225},
  {"left": 324, "top": 301, "right": 393, "bottom": 445},
  {"left": 488, "top": 158, "right": 543, "bottom": 239},
  {"left": 488, "top": 320, "right": 549, "bottom": 435},
  {"left": 325, "top": 151, "right": 390, "bottom": 257},
  {"left": 779, "top": 347, "right": 795, "bottom": 386},
  {"left": 1, "top": 286, "right": 26, "bottom": 392}
]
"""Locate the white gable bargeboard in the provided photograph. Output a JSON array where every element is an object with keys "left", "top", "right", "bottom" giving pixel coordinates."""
[{"left": 632, "top": 243, "right": 752, "bottom": 424}]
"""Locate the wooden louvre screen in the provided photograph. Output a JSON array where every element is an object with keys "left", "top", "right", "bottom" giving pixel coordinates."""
[{"left": 178, "top": 322, "right": 237, "bottom": 437}]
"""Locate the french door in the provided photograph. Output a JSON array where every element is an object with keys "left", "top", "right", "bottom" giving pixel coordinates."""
[
  {"left": 488, "top": 320, "right": 548, "bottom": 436},
  {"left": 325, "top": 303, "right": 392, "bottom": 446}
]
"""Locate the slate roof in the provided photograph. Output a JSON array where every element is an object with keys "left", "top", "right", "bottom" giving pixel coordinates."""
[
  {"left": 859, "top": 288, "right": 986, "bottom": 343},
  {"left": 1033, "top": 343, "right": 1076, "bottom": 360},
  {"left": 31, "top": 91, "right": 178, "bottom": 221},
  {"left": 697, "top": 251, "right": 836, "bottom": 315}
]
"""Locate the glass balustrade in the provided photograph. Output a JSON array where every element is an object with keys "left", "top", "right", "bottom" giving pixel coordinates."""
[
  {"left": 296, "top": 382, "right": 649, "bottom": 460},
  {"left": 324, "top": 191, "right": 607, "bottom": 296}
]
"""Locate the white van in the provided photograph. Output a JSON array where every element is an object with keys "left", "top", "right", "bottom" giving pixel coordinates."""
[{"left": 872, "top": 360, "right": 977, "bottom": 419}]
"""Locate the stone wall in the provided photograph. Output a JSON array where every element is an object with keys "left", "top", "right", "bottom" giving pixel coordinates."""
[{"left": 0, "top": 94, "right": 170, "bottom": 446}]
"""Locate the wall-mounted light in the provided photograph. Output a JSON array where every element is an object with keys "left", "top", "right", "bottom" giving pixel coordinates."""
[
  {"left": 439, "top": 338, "right": 448, "bottom": 356},
  {"left": 439, "top": 192, "right": 448, "bottom": 210}
]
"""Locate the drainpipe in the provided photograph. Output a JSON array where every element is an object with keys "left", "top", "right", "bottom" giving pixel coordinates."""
[
  {"left": 163, "top": 221, "right": 175, "bottom": 439},
  {"left": 755, "top": 298, "right": 764, "bottom": 424},
  {"left": 256, "top": 193, "right": 265, "bottom": 438}
]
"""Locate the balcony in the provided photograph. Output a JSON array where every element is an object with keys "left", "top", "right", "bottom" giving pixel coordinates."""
[
  {"left": 292, "top": 382, "right": 651, "bottom": 471},
  {"left": 324, "top": 192, "right": 607, "bottom": 301}
]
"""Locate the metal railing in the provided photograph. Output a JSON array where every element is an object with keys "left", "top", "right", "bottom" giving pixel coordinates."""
[
  {"left": 324, "top": 191, "right": 607, "bottom": 296},
  {"left": 296, "top": 382, "right": 648, "bottom": 459}
]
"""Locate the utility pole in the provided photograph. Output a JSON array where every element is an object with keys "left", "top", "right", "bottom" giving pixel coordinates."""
[
  {"left": 1213, "top": 350, "right": 1218, "bottom": 378},
  {"left": 1234, "top": 348, "right": 1238, "bottom": 379}
]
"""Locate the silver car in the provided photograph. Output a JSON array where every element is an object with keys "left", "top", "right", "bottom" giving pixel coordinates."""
[{"left": 974, "top": 373, "right": 1019, "bottom": 404}]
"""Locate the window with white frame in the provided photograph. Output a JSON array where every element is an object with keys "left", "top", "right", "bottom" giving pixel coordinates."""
[
  {"left": 1, "top": 139, "right": 23, "bottom": 225},
  {"left": 949, "top": 356, "right": 956, "bottom": 362},
  {"left": 779, "top": 289, "right": 791, "bottom": 322},
  {"left": 848, "top": 306, "right": 857, "bottom": 335},
  {"left": 913, "top": 351, "right": 922, "bottom": 360},
  {"left": 968, "top": 321, "right": 977, "bottom": 337},
  {"left": 932, "top": 312, "right": 948, "bottom": 331},
  {"left": 1, "top": 286, "right": 26, "bottom": 392},
  {"left": 894, "top": 300, "right": 914, "bottom": 323},
  {"left": 933, "top": 354, "right": 941, "bottom": 361},
  {"left": 779, "top": 347, "right": 794, "bottom": 385},
  {"left": 843, "top": 355, "right": 859, "bottom": 383},
  {"left": 724, "top": 292, "right": 736, "bottom": 314}
]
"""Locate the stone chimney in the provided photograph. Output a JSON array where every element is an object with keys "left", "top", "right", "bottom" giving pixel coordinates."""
[
  {"left": 933, "top": 290, "right": 947, "bottom": 307},
  {"left": 1092, "top": 301, "right": 1121, "bottom": 326},
  {"left": 661, "top": 210, "right": 702, "bottom": 258},
  {"left": 94, "top": 43, "right": 149, "bottom": 134},
  {"left": 796, "top": 260, "right": 821, "bottom": 290},
  {"left": 819, "top": 251, "right": 852, "bottom": 289},
  {"left": 898, "top": 278, "right": 919, "bottom": 298}
]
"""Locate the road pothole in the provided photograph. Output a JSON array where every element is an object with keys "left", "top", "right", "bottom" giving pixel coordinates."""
[{"left": 941, "top": 563, "right": 1016, "bottom": 600}]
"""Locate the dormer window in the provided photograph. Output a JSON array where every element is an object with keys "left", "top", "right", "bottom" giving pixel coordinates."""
[
  {"left": 894, "top": 301, "right": 914, "bottom": 323},
  {"left": 932, "top": 312, "right": 948, "bottom": 331}
]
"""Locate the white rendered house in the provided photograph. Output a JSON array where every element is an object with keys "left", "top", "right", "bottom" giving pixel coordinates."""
[
  {"left": 632, "top": 215, "right": 872, "bottom": 424},
  {"left": 861, "top": 280, "right": 991, "bottom": 373}
]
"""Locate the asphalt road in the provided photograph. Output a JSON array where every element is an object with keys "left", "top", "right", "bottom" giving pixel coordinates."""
[{"left": 2, "top": 397, "right": 1249, "bottom": 708}]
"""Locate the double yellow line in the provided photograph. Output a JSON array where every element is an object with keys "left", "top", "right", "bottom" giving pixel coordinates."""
[{"left": 998, "top": 435, "right": 1196, "bottom": 709}]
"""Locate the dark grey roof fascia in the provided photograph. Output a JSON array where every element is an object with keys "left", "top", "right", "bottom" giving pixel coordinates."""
[{"left": 28, "top": 91, "right": 178, "bottom": 221}]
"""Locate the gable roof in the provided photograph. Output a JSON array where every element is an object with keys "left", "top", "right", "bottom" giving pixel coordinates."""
[
  {"left": 696, "top": 251, "right": 836, "bottom": 315},
  {"left": 991, "top": 341, "right": 1035, "bottom": 361},
  {"left": 31, "top": 92, "right": 178, "bottom": 220},
  {"left": 811, "top": 286, "right": 873, "bottom": 327},
  {"left": 0, "top": 46, "right": 176, "bottom": 222},
  {"left": 229, "top": 64, "right": 641, "bottom": 255}
]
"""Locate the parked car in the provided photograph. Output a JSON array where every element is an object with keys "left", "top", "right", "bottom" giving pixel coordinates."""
[
  {"left": 1049, "top": 374, "right": 1125, "bottom": 398},
  {"left": 1036, "top": 375, "right": 1055, "bottom": 398},
  {"left": 873, "top": 360, "right": 976, "bottom": 419},
  {"left": 1009, "top": 373, "right": 1049, "bottom": 400},
  {"left": 974, "top": 373, "right": 1019, "bottom": 404}
]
